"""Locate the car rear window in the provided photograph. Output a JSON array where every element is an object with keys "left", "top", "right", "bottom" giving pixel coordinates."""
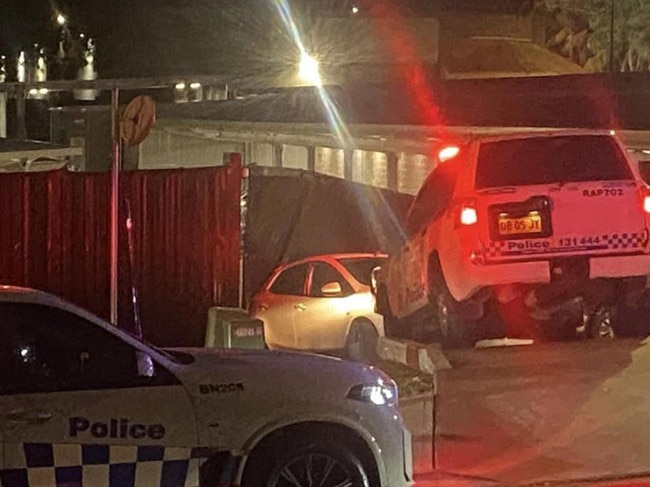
[
  {"left": 475, "top": 135, "right": 633, "bottom": 189},
  {"left": 339, "top": 257, "right": 386, "bottom": 286}
]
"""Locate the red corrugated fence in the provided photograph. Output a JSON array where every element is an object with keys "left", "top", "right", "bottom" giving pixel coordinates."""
[{"left": 0, "top": 164, "right": 241, "bottom": 346}]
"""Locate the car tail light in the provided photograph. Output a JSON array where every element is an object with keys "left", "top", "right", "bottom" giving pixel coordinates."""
[
  {"left": 438, "top": 145, "right": 460, "bottom": 163},
  {"left": 641, "top": 186, "right": 650, "bottom": 214},
  {"left": 644, "top": 196, "right": 650, "bottom": 214},
  {"left": 459, "top": 202, "right": 478, "bottom": 226}
]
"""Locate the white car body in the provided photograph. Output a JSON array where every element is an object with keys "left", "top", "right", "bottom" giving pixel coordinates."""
[
  {"left": 0, "top": 286, "right": 412, "bottom": 487},
  {"left": 250, "top": 253, "right": 386, "bottom": 352},
  {"left": 378, "top": 130, "right": 650, "bottom": 334}
]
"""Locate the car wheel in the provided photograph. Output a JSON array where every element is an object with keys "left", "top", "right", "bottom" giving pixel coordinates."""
[
  {"left": 242, "top": 437, "right": 371, "bottom": 487},
  {"left": 346, "top": 320, "right": 379, "bottom": 362},
  {"left": 435, "top": 293, "right": 476, "bottom": 349},
  {"left": 588, "top": 308, "right": 616, "bottom": 340}
]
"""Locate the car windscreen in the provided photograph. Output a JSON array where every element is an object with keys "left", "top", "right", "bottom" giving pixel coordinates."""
[
  {"left": 475, "top": 135, "right": 633, "bottom": 189},
  {"left": 338, "top": 257, "right": 386, "bottom": 286}
]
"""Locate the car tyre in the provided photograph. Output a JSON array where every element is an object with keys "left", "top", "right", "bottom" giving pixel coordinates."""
[
  {"left": 346, "top": 320, "right": 379, "bottom": 362},
  {"left": 241, "top": 437, "right": 371, "bottom": 487},
  {"left": 434, "top": 292, "right": 476, "bottom": 349},
  {"left": 428, "top": 253, "right": 476, "bottom": 348}
]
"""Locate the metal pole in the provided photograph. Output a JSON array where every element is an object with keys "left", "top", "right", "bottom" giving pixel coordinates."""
[
  {"left": 110, "top": 86, "right": 120, "bottom": 325},
  {"left": 609, "top": 0, "right": 615, "bottom": 73},
  {"left": 15, "top": 86, "right": 26, "bottom": 139}
]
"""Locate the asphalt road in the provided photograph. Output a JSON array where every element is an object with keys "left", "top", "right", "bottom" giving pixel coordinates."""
[{"left": 423, "top": 337, "right": 650, "bottom": 486}]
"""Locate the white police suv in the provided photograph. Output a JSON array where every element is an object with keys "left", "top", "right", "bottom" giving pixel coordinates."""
[
  {"left": 376, "top": 129, "right": 650, "bottom": 345},
  {"left": 0, "top": 286, "right": 412, "bottom": 487}
]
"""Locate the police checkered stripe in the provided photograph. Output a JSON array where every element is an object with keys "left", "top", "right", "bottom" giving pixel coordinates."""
[
  {"left": 602, "top": 232, "right": 645, "bottom": 249},
  {"left": 483, "top": 232, "right": 646, "bottom": 257},
  {"left": 484, "top": 241, "right": 507, "bottom": 257},
  {"left": 0, "top": 444, "right": 208, "bottom": 487}
]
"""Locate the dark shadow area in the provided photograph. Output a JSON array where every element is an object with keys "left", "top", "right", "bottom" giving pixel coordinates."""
[{"left": 244, "top": 167, "right": 412, "bottom": 301}]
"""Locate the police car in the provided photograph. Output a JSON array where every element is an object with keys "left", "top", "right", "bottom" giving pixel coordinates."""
[
  {"left": 375, "top": 129, "right": 650, "bottom": 345},
  {"left": 0, "top": 286, "right": 412, "bottom": 487}
]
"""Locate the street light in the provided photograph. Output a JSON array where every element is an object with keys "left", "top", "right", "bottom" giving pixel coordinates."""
[
  {"left": 298, "top": 52, "right": 321, "bottom": 85},
  {"left": 56, "top": 13, "right": 67, "bottom": 26}
]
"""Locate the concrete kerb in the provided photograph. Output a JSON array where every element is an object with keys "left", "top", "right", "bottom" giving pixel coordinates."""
[
  {"left": 377, "top": 336, "right": 452, "bottom": 373},
  {"left": 378, "top": 337, "right": 449, "bottom": 474}
]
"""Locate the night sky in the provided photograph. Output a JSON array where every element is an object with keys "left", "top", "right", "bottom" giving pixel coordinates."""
[
  {"left": 1, "top": 0, "right": 535, "bottom": 77},
  {"left": 1, "top": 0, "right": 96, "bottom": 53}
]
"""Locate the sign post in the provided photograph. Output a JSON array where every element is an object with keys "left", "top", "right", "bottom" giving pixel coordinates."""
[{"left": 110, "top": 86, "right": 120, "bottom": 325}]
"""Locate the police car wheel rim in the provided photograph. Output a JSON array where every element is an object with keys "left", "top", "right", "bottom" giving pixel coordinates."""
[
  {"left": 594, "top": 312, "right": 615, "bottom": 339},
  {"left": 268, "top": 452, "right": 355, "bottom": 487}
]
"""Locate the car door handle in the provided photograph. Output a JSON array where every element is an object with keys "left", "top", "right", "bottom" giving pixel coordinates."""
[
  {"left": 6, "top": 410, "right": 53, "bottom": 425},
  {"left": 294, "top": 304, "right": 307, "bottom": 311}
]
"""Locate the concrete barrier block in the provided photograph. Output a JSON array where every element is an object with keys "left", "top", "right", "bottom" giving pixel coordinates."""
[
  {"left": 424, "top": 343, "right": 452, "bottom": 372},
  {"left": 378, "top": 337, "right": 452, "bottom": 373},
  {"left": 401, "top": 394, "right": 435, "bottom": 474}
]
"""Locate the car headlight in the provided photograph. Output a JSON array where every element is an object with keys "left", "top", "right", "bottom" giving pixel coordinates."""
[{"left": 347, "top": 377, "right": 398, "bottom": 406}]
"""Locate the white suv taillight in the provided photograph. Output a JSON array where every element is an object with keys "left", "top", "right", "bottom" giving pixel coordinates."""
[
  {"left": 460, "top": 203, "right": 478, "bottom": 226},
  {"left": 641, "top": 187, "right": 650, "bottom": 214}
]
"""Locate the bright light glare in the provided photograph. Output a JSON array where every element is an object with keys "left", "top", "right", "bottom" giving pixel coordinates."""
[
  {"left": 352, "top": 6, "right": 359, "bottom": 14},
  {"left": 439, "top": 146, "right": 460, "bottom": 162},
  {"left": 369, "top": 386, "right": 387, "bottom": 405},
  {"left": 56, "top": 14, "right": 67, "bottom": 26},
  {"left": 299, "top": 52, "right": 321, "bottom": 85},
  {"left": 644, "top": 196, "right": 650, "bottom": 214},
  {"left": 273, "top": 0, "right": 352, "bottom": 146},
  {"left": 174, "top": 83, "right": 186, "bottom": 90},
  {"left": 28, "top": 89, "right": 38, "bottom": 96},
  {"left": 333, "top": 292, "right": 373, "bottom": 313},
  {"left": 38, "top": 88, "right": 48, "bottom": 95},
  {"left": 189, "top": 82, "right": 202, "bottom": 90},
  {"left": 460, "top": 206, "right": 478, "bottom": 226}
]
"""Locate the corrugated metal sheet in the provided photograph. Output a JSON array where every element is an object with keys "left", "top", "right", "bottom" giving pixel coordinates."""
[
  {"left": 0, "top": 165, "right": 241, "bottom": 347},
  {"left": 0, "top": 170, "right": 112, "bottom": 316},
  {"left": 140, "top": 129, "right": 244, "bottom": 169}
]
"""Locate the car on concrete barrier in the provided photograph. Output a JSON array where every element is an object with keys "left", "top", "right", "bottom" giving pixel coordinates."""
[
  {"left": 249, "top": 253, "right": 387, "bottom": 360},
  {"left": 0, "top": 286, "right": 412, "bottom": 487},
  {"left": 374, "top": 129, "right": 650, "bottom": 346}
]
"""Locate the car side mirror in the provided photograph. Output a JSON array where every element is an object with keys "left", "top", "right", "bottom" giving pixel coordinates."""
[
  {"left": 137, "top": 351, "right": 155, "bottom": 378},
  {"left": 321, "top": 281, "right": 343, "bottom": 296}
]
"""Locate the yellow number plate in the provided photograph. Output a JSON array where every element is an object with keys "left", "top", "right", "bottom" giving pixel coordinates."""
[{"left": 498, "top": 214, "right": 542, "bottom": 235}]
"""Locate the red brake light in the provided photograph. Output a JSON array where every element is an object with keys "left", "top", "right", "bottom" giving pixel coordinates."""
[
  {"left": 459, "top": 203, "right": 478, "bottom": 226},
  {"left": 641, "top": 187, "right": 650, "bottom": 214},
  {"left": 438, "top": 146, "right": 460, "bottom": 163}
]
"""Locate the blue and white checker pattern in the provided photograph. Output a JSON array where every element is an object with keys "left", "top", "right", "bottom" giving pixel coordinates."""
[
  {"left": 602, "top": 232, "right": 647, "bottom": 250},
  {"left": 0, "top": 443, "right": 207, "bottom": 487},
  {"left": 484, "top": 232, "right": 647, "bottom": 258}
]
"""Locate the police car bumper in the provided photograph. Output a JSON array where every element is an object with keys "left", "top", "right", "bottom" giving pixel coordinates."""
[{"left": 451, "top": 253, "right": 650, "bottom": 301}]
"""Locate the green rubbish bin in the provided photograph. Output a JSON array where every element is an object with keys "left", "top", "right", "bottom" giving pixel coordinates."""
[{"left": 205, "top": 307, "right": 266, "bottom": 350}]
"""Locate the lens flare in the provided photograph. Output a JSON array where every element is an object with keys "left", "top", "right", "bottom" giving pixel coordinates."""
[
  {"left": 273, "top": 0, "right": 353, "bottom": 148},
  {"left": 298, "top": 52, "right": 321, "bottom": 85}
]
